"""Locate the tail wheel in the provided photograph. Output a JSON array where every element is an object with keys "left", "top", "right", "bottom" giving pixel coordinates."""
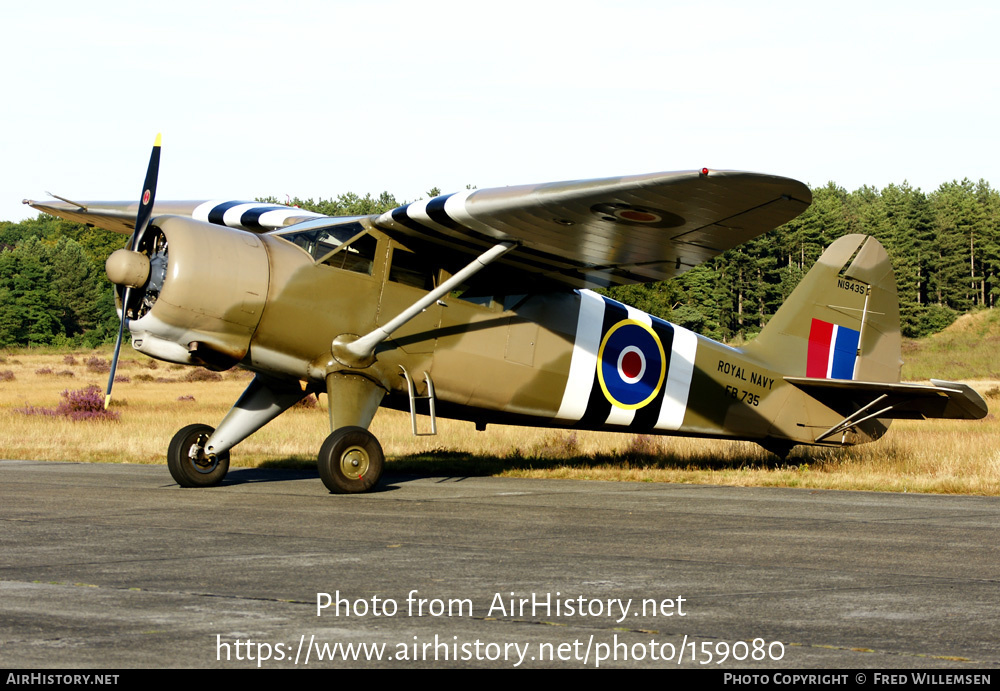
[
  {"left": 318, "top": 427, "right": 384, "bottom": 494},
  {"left": 168, "top": 424, "right": 230, "bottom": 487}
]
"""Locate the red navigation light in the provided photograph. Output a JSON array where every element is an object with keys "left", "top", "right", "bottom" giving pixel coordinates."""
[{"left": 700, "top": 168, "right": 710, "bottom": 176}]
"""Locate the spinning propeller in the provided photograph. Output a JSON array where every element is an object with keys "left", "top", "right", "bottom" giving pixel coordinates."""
[{"left": 104, "top": 134, "right": 161, "bottom": 408}]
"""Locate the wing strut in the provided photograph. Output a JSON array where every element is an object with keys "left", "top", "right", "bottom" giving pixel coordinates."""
[{"left": 332, "top": 241, "right": 517, "bottom": 367}]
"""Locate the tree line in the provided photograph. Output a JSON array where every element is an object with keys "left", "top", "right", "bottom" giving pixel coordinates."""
[{"left": 2, "top": 180, "right": 998, "bottom": 348}]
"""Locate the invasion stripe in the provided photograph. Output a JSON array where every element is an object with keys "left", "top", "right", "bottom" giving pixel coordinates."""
[
  {"left": 404, "top": 198, "right": 455, "bottom": 235},
  {"left": 206, "top": 200, "right": 251, "bottom": 226},
  {"left": 387, "top": 203, "right": 563, "bottom": 274},
  {"left": 425, "top": 193, "right": 461, "bottom": 230},
  {"left": 192, "top": 200, "right": 322, "bottom": 231},
  {"left": 576, "top": 299, "right": 627, "bottom": 428},
  {"left": 384, "top": 195, "right": 590, "bottom": 272},
  {"left": 655, "top": 322, "right": 697, "bottom": 431},
  {"left": 554, "top": 290, "right": 605, "bottom": 420},
  {"left": 221, "top": 203, "right": 271, "bottom": 228},
  {"left": 437, "top": 192, "right": 584, "bottom": 271},
  {"left": 240, "top": 205, "right": 293, "bottom": 231},
  {"left": 554, "top": 290, "right": 697, "bottom": 432},
  {"left": 192, "top": 199, "right": 227, "bottom": 224}
]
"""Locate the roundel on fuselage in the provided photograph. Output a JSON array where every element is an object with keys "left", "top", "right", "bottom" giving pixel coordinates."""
[{"left": 597, "top": 319, "right": 666, "bottom": 409}]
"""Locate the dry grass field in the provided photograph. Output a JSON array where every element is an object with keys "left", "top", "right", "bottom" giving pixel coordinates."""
[{"left": 1, "top": 336, "right": 998, "bottom": 495}]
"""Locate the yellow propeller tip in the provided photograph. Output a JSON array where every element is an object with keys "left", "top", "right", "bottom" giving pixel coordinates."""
[
  {"left": 104, "top": 394, "right": 112, "bottom": 410},
  {"left": 154, "top": 133, "right": 162, "bottom": 147}
]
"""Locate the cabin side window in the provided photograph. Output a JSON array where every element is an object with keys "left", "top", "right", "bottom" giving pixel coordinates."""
[
  {"left": 447, "top": 289, "right": 527, "bottom": 312},
  {"left": 388, "top": 247, "right": 437, "bottom": 290}
]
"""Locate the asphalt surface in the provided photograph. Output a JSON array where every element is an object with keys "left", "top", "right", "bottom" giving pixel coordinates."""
[{"left": 1, "top": 459, "right": 997, "bottom": 669}]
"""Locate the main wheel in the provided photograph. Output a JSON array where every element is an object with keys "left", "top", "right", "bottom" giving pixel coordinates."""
[
  {"left": 167, "top": 423, "right": 230, "bottom": 487},
  {"left": 318, "top": 426, "right": 384, "bottom": 494}
]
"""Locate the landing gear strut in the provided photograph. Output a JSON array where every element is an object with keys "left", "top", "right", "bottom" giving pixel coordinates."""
[
  {"left": 167, "top": 423, "right": 230, "bottom": 487},
  {"left": 318, "top": 426, "right": 384, "bottom": 494}
]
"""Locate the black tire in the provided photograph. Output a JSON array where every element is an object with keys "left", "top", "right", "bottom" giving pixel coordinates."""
[
  {"left": 167, "top": 423, "right": 230, "bottom": 487},
  {"left": 318, "top": 426, "right": 384, "bottom": 494}
]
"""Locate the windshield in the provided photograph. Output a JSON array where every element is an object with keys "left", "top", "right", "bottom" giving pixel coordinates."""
[
  {"left": 275, "top": 218, "right": 367, "bottom": 259},
  {"left": 275, "top": 218, "right": 377, "bottom": 275}
]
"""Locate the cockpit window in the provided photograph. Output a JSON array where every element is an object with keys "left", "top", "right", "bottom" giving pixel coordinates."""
[
  {"left": 279, "top": 220, "right": 364, "bottom": 259},
  {"left": 276, "top": 219, "right": 376, "bottom": 275},
  {"left": 320, "top": 233, "right": 377, "bottom": 274}
]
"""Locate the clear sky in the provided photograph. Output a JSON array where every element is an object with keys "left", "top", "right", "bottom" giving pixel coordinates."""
[{"left": 3, "top": 0, "right": 998, "bottom": 223}]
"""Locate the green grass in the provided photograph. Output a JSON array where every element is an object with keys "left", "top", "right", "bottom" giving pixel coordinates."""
[{"left": 901, "top": 309, "right": 1000, "bottom": 381}]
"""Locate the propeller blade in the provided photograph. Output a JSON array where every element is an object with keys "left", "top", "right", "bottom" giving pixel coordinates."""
[
  {"left": 105, "top": 287, "right": 130, "bottom": 409},
  {"left": 106, "top": 134, "right": 161, "bottom": 409},
  {"left": 130, "top": 132, "right": 162, "bottom": 250}
]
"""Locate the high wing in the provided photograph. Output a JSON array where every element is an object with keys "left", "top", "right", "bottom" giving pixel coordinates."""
[
  {"left": 21, "top": 199, "right": 324, "bottom": 235},
  {"left": 25, "top": 169, "right": 811, "bottom": 290},
  {"left": 373, "top": 170, "right": 811, "bottom": 289}
]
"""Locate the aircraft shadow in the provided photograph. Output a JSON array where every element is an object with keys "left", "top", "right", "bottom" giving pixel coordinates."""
[
  {"left": 221, "top": 465, "right": 411, "bottom": 493},
  {"left": 220, "top": 466, "right": 318, "bottom": 485},
  {"left": 386, "top": 447, "right": 806, "bottom": 475},
  {"left": 215, "top": 443, "right": 825, "bottom": 493}
]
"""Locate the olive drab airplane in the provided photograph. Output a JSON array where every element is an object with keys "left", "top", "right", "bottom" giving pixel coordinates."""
[{"left": 24, "top": 137, "right": 988, "bottom": 494}]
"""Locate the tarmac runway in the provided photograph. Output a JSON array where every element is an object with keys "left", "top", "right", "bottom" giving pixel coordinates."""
[{"left": 1, "top": 459, "right": 997, "bottom": 669}]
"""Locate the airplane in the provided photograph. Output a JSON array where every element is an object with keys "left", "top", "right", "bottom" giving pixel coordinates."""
[{"left": 24, "top": 137, "right": 988, "bottom": 494}]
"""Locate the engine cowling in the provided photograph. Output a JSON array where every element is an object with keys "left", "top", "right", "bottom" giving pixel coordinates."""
[{"left": 108, "top": 215, "right": 270, "bottom": 370}]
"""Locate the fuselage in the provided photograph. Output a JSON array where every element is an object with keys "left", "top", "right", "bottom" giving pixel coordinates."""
[{"left": 124, "top": 215, "right": 874, "bottom": 449}]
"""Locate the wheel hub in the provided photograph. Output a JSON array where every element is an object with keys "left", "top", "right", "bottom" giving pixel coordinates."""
[
  {"left": 187, "top": 433, "right": 220, "bottom": 474},
  {"left": 340, "top": 446, "right": 369, "bottom": 478}
]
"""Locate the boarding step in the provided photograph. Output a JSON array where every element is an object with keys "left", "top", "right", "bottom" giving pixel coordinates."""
[{"left": 399, "top": 366, "right": 437, "bottom": 436}]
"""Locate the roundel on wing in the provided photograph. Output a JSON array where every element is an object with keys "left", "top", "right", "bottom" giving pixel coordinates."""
[
  {"left": 597, "top": 320, "right": 666, "bottom": 409},
  {"left": 590, "top": 202, "right": 685, "bottom": 228}
]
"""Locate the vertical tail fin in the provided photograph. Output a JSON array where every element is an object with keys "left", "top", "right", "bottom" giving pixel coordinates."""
[{"left": 743, "top": 234, "right": 902, "bottom": 383}]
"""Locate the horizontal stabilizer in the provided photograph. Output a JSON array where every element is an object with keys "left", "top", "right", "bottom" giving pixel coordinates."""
[{"left": 784, "top": 377, "right": 988, "bottom": 442}]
